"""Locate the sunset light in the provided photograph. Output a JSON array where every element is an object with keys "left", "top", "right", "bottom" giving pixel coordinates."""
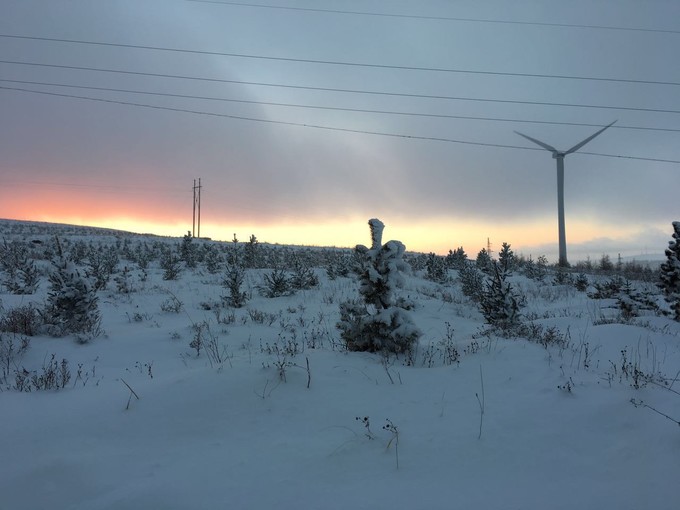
[{"left": 1, "top": 0, "right": 676, "bottom": 262}]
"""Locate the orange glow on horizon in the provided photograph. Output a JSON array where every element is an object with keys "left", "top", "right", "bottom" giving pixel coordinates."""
[
  {"left": 0, "top": 209, "right": 627, "bottom": 259},
  {"left": 1, "top": 188, "right": 659, "bottom": 262}
]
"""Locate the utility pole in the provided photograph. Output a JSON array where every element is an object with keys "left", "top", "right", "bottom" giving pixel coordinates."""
[{"left": 192, "top": 178, "right": 202, "bottom": 238}]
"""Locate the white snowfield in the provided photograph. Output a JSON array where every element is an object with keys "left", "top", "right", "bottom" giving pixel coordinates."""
[{"left": 1, "top": 221, "right": 678, "bottom": 510}]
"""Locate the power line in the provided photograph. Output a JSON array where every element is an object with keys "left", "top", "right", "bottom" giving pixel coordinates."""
[
  {"left": 2, "top": 60, "right": 679, "bottom": 116},
  {"left": 2, "top": 78, "right": 677, "bottom": 133},
  {"left": 1, "top": 33, "right": 678, "bottom": 87},
  {"left": 185, "top": 0, "right": 680, "bottom": 35},
  {"left": 2, "top": 85, "right": 678, "bottom": 165}
]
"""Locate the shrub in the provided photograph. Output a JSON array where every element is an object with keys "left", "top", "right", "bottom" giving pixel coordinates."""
[
  {"left": 160, "top": 247, "right": 182, "bottom": 280},
  {"left": 589, "top": 277, "right": 624, "bottom": 299},
  {"left": 114, "top": 266, "right": 135, "bottom": 294},
  {"left": 459, "top": 263, "right": 484, "bottom": 302},
  {"left": 445, "top": 246, "right": 467, "bottom": 270},
  {"left": 14, "top": 354, "right": 71, "bottom": 392},
  {"left": 0, "top": 304, "right": 41, "bottom": 336},
  {"left": 86, "top": 244, "right": 118, "bottom": 290},
  {"left": 1, "top": 333, "right": 30, "bottom": 387},
  {"left": 324, "top": 250, "right": 352, "bottom": 280},
  {"left": 160, "top": 293, "right": 184, "bottom": 313},
  {"left": 203, "top": 244, "right": 222, "bottom": 274},
  {"left": 0, "top": 240, "right": 39, "bottom": 294},
  {"left": 425, "top": 253, "right": 448, "bottom": 283},
  {"left": 574, "top": 273, "right": 589, "bottom": 291},
  {"left": 475, "top": 248, "right": 492, "bottom": 273},
  {"left": 290, "top": 255, "right": 319, "bottom": 290},
  {"left": 243, "top": 235, "right": 260, "bottom": 269},
  {"left": 479, "top": 262, "right": 522, "bottom": 331},
  {"left": 337, "top": 219, "right": 420, "bottom": 354},
  {"left": 659, "top": 221, "right": 680, "bottom": 321},
  {"left": 43, "top": 240, "right": 102, "bottom": 340},
  {"left": 260, "top": 268, "right": 292, "bottom": 298},
  {"left": 497, "top": 242, "right": 514, "bottom": 275},
  {"left": 180, "top": 233, "right": 198, "bottom": 268}
]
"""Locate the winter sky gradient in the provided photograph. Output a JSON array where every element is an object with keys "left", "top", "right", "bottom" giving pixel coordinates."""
[{"left": 1, "top": 0, "right": 678, "bottom": 261}]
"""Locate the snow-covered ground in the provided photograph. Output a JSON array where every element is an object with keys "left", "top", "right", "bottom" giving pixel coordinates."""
[{"left": 1, "top": 221, "right": 678, "bottom": 510}]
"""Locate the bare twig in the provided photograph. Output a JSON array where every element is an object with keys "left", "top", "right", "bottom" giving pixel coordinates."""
[
  {"left": 383, "top": 419, "right": 399, "bottom": 469},
  {"left": 668, "top": 368, "right": 680, "bottom": 392},
  {"left": 476, "top": 365, "right": 485, "bottom": 440},
  {"left": 254, "top": 378, "right": 280, "bottom": 399},
  {"left": 120, "top": 378, "right": 139, "bottom": 410},
  {"left": 630, "top": 398, "right": 680, "bottom": 427}
]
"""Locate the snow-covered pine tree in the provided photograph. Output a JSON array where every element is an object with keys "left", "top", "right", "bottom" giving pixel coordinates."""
[
  {"left": 459, "top": 262, "right": 484, "bottom": 302},
  {"left": 44, "top": 238, "right": 102, "bottom": 341},
  {"left": 160, "top": 246, "right": 182, "bottom": 280},
  {"left": 425, "top": 253, "right": 448, "bottom": 283},
  {"left": 222, "top": 244, "right": 248, "bottom": 307},
  {"left": 202, "top": 244, "right": 222, "bottom": 274},
  {"left": 337, "top": 219, "right": 421, "bottom": 353},
  {"left": 479, "top": 262, "right": 521, "bottom": 331},
  {"left": 497, "top": 242, "right": 515, "bottom": 275},
  {"left": 243, "top": 235, "right": 260, "bottom": 269},
  {"left": 0, "top": 240, "right": 39, "bottom": 294},
  {"left": 180, "top": 232, "right": 197, "bottom": 268},
  {"left": 445, "top": 246, "right": 467, "bottom": 270},
  {"left": 476, "top": 248, "right": 492, "bottom": 273},
  {"left": 659, "top": 221, "right": 680, "bottom": 321}
]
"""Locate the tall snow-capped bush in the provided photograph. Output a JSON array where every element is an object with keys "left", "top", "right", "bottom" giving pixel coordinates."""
[
  {"left": 445, "top": 246, "right": 467, "bottom": 270},
  {"left": 497, "top": 242, "right": 515, "bottom": 275},
  {"left": 0, "top": 240, "right": 39, "bottom": 294},
  {"left": 337, "top": 219, "right": 420, "bottom": 353},
  {"left": 659, "top": 221, "right": 680, "bottom": 321},
  {"left": 222, "top": 245, "right": 248, "bottom": 308},
  {"left": 44, "top": 239, "right": 102, "bottom": 341},
  {"left": 479, "top": 262, "right": 522, "bottom": 331}
]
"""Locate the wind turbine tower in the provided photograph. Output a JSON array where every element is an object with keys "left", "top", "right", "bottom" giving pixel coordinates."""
[{"left": 515, "top": 121, "right": 616, "bottom": 267}]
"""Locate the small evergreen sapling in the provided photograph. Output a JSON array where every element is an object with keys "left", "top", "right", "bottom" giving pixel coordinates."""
[
  {"left": 479, "top": 262, "right": 521, "bottom": 331},
  {"left": 459, "top": 262, "right": 484, "bottom": 302},
  {"left": 0, "top": 240, "right": 39, "bottom": 294},
  {"left": 337, "top": 219, "right": 421, "bottom": 353},
  {"left": 44, "top": 238, "right": 102, "bottom": 340},
  {"left": 497, "top": 242, "right": 514, "bottom": 275},
  {"left": 425, "top": 253, "right": 448, "bottom": 283},
  {"left": 160, "top": 246, "right": 182, "bottom": 280},
  {"left": 445, "top": 246, "right": 467, "bottom": 270},
  {"left": 180, "top": 232, "right": 197, "bottom": 268},
  {"left": 659, "top": 221, "right": 680, "bottom": 321},
  {"left": 476, "top": 248, "right": 493, "bottom": 274},
  {"left": 222, "top": 246, "right": 248, "bottom": 308}
]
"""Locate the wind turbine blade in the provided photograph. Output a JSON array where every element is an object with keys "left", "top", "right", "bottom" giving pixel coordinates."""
[
  {"left": 514, "top": 131, "right": 558, "bottom": 152},
  {"left": 565, "top": 120, "right": 617, "bottom": 154}
]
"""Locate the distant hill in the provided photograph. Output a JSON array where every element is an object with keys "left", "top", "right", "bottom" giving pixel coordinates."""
[{"left": 0, "top": 218, "right": 158, "bottom": 240}]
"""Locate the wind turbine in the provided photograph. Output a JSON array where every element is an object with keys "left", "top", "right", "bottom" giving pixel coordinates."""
[{"left": 515, "top": 120, "right": 616, "bottom": 267}]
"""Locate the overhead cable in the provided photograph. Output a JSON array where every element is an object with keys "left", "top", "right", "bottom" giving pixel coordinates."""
[
  {"left": 1, "top": 60, "right": 678, "bottom": 116},
  {"left": 186, "top": 0, "right": 680, "bottom": 35},
  {"left": 1, "top": 34, "right": 678, "bottom": 87},
  {"left": 2, "top": 78, "right": 677, "bottom": 133},
  {"left": 2, "top": 85, "right": 678, "bottom": 164}
]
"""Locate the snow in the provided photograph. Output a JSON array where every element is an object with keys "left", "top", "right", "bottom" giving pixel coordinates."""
[{"left": 1, "top": 222, "right": 679, "bottom": 510}]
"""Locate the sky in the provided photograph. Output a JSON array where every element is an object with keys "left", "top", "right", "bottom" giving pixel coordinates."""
[{"left": 1, "top": 0, "right": 678, "bottom": 262}]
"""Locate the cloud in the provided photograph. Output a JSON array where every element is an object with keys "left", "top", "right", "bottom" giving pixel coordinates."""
[{"left": 1, "top": 1, "right": 677, "bottom": 255}]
